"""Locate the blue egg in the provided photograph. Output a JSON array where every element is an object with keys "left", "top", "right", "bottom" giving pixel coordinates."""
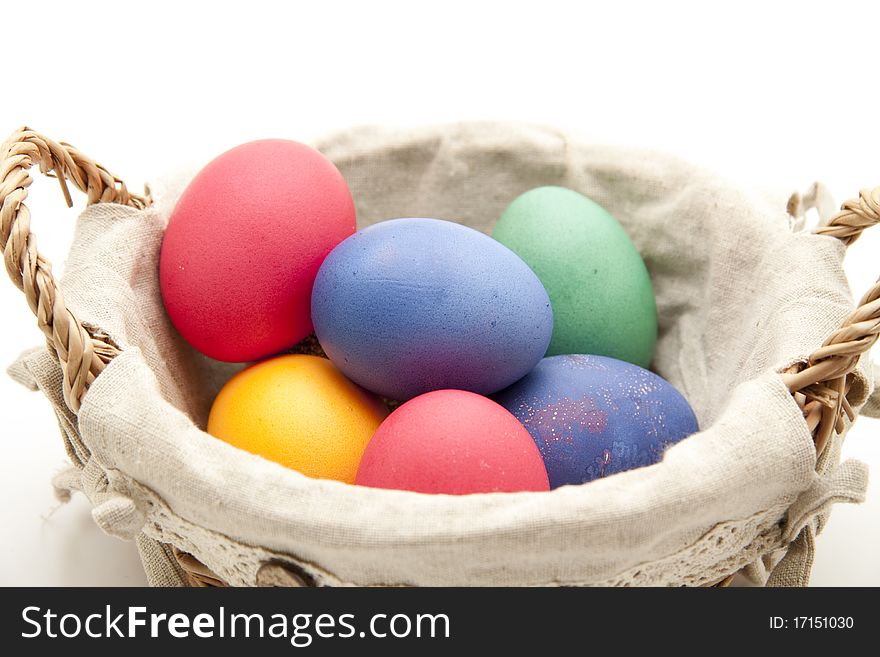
[
  {"left": 311, "top": 218, "right": 553, "bottom": 400},
  {"left": 493, "top": 355, "right": 698, "bottom": 488}
]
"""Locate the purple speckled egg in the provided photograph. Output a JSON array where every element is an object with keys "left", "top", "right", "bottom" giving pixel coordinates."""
[{"left": 492, "top": 354, "right": 698, "bottom": 488}]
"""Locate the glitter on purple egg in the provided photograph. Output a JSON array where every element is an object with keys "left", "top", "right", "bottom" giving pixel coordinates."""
[{"left": 493, "top": 354, "right": 699, "bottom": 488}]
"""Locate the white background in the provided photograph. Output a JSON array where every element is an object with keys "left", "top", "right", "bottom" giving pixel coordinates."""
[{"left": 0, "top": 0, "right": 877, "bottom": 586}]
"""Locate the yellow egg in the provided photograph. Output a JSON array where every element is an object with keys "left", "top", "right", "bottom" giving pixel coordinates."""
[{"left": 207, "top": 354, "right": 388, "bottom": 483}]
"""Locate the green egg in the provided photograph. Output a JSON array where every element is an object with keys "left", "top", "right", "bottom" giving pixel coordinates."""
[{"left": 492, "top": 186, "right": 657, "bottom": 367}]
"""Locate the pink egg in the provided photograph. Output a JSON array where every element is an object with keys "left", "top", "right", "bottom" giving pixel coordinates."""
[
  {"left": 356, "top": 390, "right": 549, "bottom": 494},
  {"left": 160, "top": 140, "right": 355, "bottom": 362}
]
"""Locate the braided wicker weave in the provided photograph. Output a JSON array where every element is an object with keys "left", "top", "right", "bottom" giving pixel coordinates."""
[
  {"left": 2, "top": 127, "right": 876, "bottom": 587},
  {"left": 0, "top": 127, "right": 148, "bottom": 414}
]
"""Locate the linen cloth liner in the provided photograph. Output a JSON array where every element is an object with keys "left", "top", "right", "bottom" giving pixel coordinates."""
[{"left": 9, "top": 123, "right": 870, "bottom": 586}]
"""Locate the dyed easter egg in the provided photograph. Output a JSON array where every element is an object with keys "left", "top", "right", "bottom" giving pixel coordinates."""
[
  {"left": 356, "top": 390, "right": 549, "bottom": 494},
  {"left": 492, "top": 186, "right": 657, "bottom": 367},
  {"left": 493, "top": 355, "right": 698, "bottom": 488},
  {"left": 207, "top": 355, "right": 388, "bottom": 483},
  {"left": 311, "top": 218, "right": 553, "bottom": 401},
  {"left": 160, "top": 140, "right": 355, "bottom": 362}
]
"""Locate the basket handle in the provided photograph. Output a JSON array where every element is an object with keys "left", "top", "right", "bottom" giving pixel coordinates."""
[
  {"left": 781, "top": 185, "right": 880, "bottom": 456},
  {"left": 0, "top": 127, "right": 149, "bottom": 412},
  {"left": 813, "top": 187, "right": 880, "bottom": 246}
]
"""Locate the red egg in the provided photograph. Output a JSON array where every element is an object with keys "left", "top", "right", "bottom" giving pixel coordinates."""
[
  {"left": 356, "top": 390, "right": 549, "bottom": 494},
  {"left": 159, "top": 140, "right": 355, "bottom": 362}
]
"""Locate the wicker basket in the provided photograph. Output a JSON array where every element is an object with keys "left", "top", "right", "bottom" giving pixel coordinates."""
[{"left": 2, "top": 125, "right": 877, "bottom": 587}]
